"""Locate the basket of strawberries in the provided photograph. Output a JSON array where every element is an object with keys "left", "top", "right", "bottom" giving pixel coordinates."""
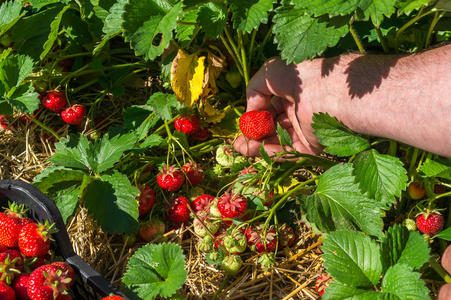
[{"left": 0, "top": 179, "right": 129, "bottom": 300}]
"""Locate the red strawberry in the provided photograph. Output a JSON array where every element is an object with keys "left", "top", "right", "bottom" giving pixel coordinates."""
[
  {"left": 416, "top": 211, "right": 444, "bottom": 236},
  {"left": 277, "top": 223, "right": 295, "bottom": 248},
  {"left": 157, "top": 164, "right": 185, "bottom": 191},
  {"left": 434, "top": 184, "right": 446, "bottom": 194},
  {"left": 245, "top": 224, "right": 278, "bottom": 253},
  {"left": 40, "top": 90, "right": 67, "bottom": 113},
  {"left": 136, "top": 185, "right": 155, "bottom": 218},
  {"left": 0, "top": 203, "right": 33, "bottom": 248},
  {"left": 217, "top": 193, "right": 247, "bottom": 219},
  {"left": 315, "top": 273, "right": 333, "bottom": 296},
  {"left": 101, "top": 296, "right": 127, "bottom": 300},
  {"left": 408, "top": 182, "right": 426, "bottom": 200},
  {"left": 192, "top": 194, "right": 215, "bottom": 213},
  {"left": 19, "top": 221, "right": 57, "bottom": 257},
  {"left": 27, "top": 264, "right": 72, "bottom": 300},
  {"left": 138, "top": 219, "right": 165, "bottom": 242},
  {"left": 0, "top": 281, "right": 15, "bottom": 300},
  {"left": 50, "top": 262, "right": 75, "bottom": 287},
  {"left": 182, "top": 161, "right": 203, "bottom": 186},
  {"left": 239, "top": 110, "right": 274, "bottom": 140},
  {"left": 12, "top": 273, "right": 31, "bottom": 300},
  {"left": 192, "top": 124, "right": 210, "bottom": 141},
  {"left": 165, "top": 196, "right": 191, "bottom": 224},
  {"left": 61, "top": 104, "right": 86, "bottom": 125},
  {"left": 174, "top": 114, "right": 199, "bottom": 135},
  {"left": 0, "top": 249, "right": 23, "bottom": 284},
  {"left": 0, "top": 115, "right": 12, "bottom": 131}
]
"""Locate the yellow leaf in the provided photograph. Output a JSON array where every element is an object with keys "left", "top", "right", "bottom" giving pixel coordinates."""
[
  {"left": 277, "top": 177, "right": 300, "bottom": 194},
  {"left": 171, "top": 50, "right": 206, "bottom": 107},
  {"left": 203, "top": 50, "right": 226, "bottom": 97},
  {"left": 198, "top": 99, "right": 225, "bottom": 124}
]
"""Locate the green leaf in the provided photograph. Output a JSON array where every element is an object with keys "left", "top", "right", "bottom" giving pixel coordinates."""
[
  {"left": 136, "top": 115, "right": 160, "bottom": 140},
  {"left": 273, "top": 2, "right": 349, "bottom": 64},
  {"left": 0, "top": 53, "right": 34, "bottom": 91},
  {"left": 49, "top": 184, "right": 80, "bottom": 224},
  {"left": 49, "top": 135, "right": 93, "bottom": 171},
  {"left": 31, "top": 0, "right": 70, "bottom": 11},
  {"left": 276, "top": 123, "right": 293, "bottom": 148},
  {"left": 292, "top": 0, "right": 370, "bottom": 16},
  {"left": 323, "top": 281, "right": 382, "bottom": 300},
  {"left": 33, "top": 165, "right": 86, "bottom": 193},
  {"left": 83, "top": 171, "right": 139, "bottom": 234},
  {"left": 6, "top": 83, "right": 40, "bottom": 114},
  {"left": 363, "top": 0, "right": 397, "bottom": 26},
  {"left": 228, "top": 0, "right": 274, "bottom": 33},
  {"left": 146, "top": 92, "right": 181, "bottom": 121},
  {"left": 353, "top": 149, "right": 408, "bottom": 207},
  {"left": 141, "top": 134, "right": 163, "bottom": 148},
  {"left": 260, "top": 142, "right": 272, "bottom": 165},
  {"left": 396, "top": 0, "right": 430, "bottom": 15},
  {"left": 434, "top": 226, "right": 451, "bottom": 241},
  {"left": 420, "top": 159, "right": 451, "bottom": 180},
  {"left": 381, "top": 263, "right": 430, "bottom": 299},
  {"left": 311, "top": 112, "right": 370, "bottom": 156},
  {"left": 122, "top": 0, "right": 182, "bottom": 61},
  {"left": 380, "top": 224, "right": 430, "bottom": 272},
  {"left": 94, "top": 0, "right": 127, "bottom": 54},
  {"left": 95, "top": 133, "right": 138, "bottom": 173},
  {"left": 175, "top": 10, "right": 199, "bottom": 48},
  {"left": 300, "top": 163, "right": 385, "bottom": 239},
  {"left": 122, "top": 243, "right": 188, "bottom": 300},
  {"left": 322, "top": 230, "right": 383, "bottom": 287},
  {"left": 197, "top": 2, "right": 227, "bottom": 38},
  {"left": 0, "top": 0, "right": 25, "bottom": 36},
  {"left": 40, "top": 4, "right": 70, "bottom": 60}
]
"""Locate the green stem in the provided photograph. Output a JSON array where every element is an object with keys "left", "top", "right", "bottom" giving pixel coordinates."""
[
  {"left": 163, "top": 120, "right": 173, "bottom": 141},
  {"left": 248, "top": 29, "right": 257, "bottom": 70},
  {"left": 219, "top": 34, "right": 244, "bottom": 76},
  {"left": 28, "top": 115, "right": 61, "bottom": 142},
  {"left": 429, "top": 256, "right": 451, "bottom": 283},
  {"left": 349, "top": 20, "right": 365, "bottom": 54},
  {"left": 238, "top": 32, "right": 250, "bottom": 86},
  {"left": 388, "top": 140, "right": 397, "bottom": 156},
  {"left": 425, "top": 11, "right": 445, "bottom": 50},
  {"left": 375, "top": 26, "right": 389, "bottom": 53},
  {"left": 69, "top": 79, "right": 98, "bottom": 94},
  {"left": 408, "top": 147, "right": 420, "bottom": 177}
]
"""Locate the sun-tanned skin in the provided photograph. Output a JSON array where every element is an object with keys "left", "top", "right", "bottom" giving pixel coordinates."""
[
  {"left": 232, "top": 43, "right": 451, "bottom": 298},
  {"left": 234, "top": 43, "right": 451, "bottom": 158}
]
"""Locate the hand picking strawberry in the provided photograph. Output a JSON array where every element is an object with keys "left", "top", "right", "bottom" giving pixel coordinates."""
[{"left": 239, "top": 110, "right": 274, "bottom": 140}]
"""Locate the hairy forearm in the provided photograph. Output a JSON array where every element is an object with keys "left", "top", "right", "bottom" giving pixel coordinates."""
[{"left": 319, "top": 44, "right": 451, "bottom": 157}]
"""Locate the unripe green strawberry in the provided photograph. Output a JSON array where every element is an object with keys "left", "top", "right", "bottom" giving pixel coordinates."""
[
  {"left": 239, "top": 110, "right": 274, "bottom": 140},
  {"left": 216, "top": 145, "right": 235, "bottom": 167},
  {"left": 221, "top": 254, "right": 242, "bottom": 276},
  {"left": 205, "top": 164, "right": 224, "bottom": 180},
  {"left": 0, "top": 35, "right": 12, "bottom": 48},
  {"left": 408, "top": 182, "right": 426, "bottom": 200},
  {"left": 198, "top": 235, "right": 214, "bottom": 252},
  {"left": 224, "top": 231, "right": 247, "bottom": 253},
  {"left": 225, "top": 69, "right": 242, "bottom": 89},
  {"left": 258, "top": 252, "right": 276, "bottom": 270},
  {"left": 209, "top": 199, "right": 222, "bottom": 218},
  {"left": 193, "top": 212, "right": 219, "bottom": 237},
  {"left": 402, "top": 218, "right": 417, "bottom": 231}
]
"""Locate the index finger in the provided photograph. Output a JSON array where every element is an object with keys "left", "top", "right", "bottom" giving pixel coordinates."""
[{"left": 246, "top": 57, "right": 299, "bottom": 112}]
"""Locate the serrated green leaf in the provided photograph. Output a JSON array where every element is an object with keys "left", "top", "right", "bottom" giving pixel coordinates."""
[
  {"left": 40, "top": 4, "right": 70, "bottom": 60},
  {"left": 323, "top": 281, "right": 383, "bottom": 300},
  {"left": 434, "top": 226, "right": 451, "bottom": 241},
  {"left": 380, "top": 224, "right": 430, "bottom": 273},
  {"left": 396, "top": 0, "right": 431, "bottom": 15},
  {"left": 0, "top": 0, "right": 25, "bottom": 36},
  {"left": 141, "top": 134, "right": 163, "bottom": 148},
  {"left": 420, "top": 159, "right": 451, "bottom": 180},
  {"left": 31, "top": 0, "right": 70, "bottom": 11},
  {"left": 175, "top": 10, "right": 199, "bottom": 48},
  {"left": 122, "top": 0, "right": 182, "bottom": 61},
  {"left": 273, "top": 2, "right": 349, "bottom": 64},
  {"left": 300, "top": 163, "right": 385, "bottom": 239},
  {"left": 260, "top": 142, "right": 272, "bottom": 165},
  {"left": 322, "top": 230, "right": 383, "bottom": 287},
  {"left": 228, "top": 0, "right": 274, "bottom": 33},
  {"left": 136, "top": 115, "right": 160, "bottom": 140},
  {"left": 123, "top": 243, "right": 187, "bottom": 300},
  {"left": 292, "top": 0, "right": 371, "bottom": 17},
  {"left": 353, "top": 149, "right": 408, "bottom": 207},
  {"left": 49, "top": 134, "right": 93, "bottom": 171},
  {"left": 276, "top": 123, "right": 293, "bottom": 148},
  {"left": 48, "top": 184, "right": 80, "bottom": 224},
  {"left": 363, "top": 0, "right": 398, "bottom": 26},
  {"left": 94, "top": 0, "right": 127, "bottom": 54},
  {"left": 0, "top": 53, "right": 34, "bottom": 91},
  {"left": 197, "top": 2, "right": 227, "bottom": 38},
  {"left": 83, "top": 171, "right": 139, "bottom": 234},
  {"left": 311, "top": 112, "right": 370, "bottom": 156},
  {"left": 95, "top": 133, "right": 138, "bottom": 173},
  {"left": 381, "top": 263, "right": 430, "bottom": 299},
  {"left": 32, "top": 165, "right": 86, "bottom": 193},
  {"left": 146, "top": 92, "right": 181, "bottom": 121},
  {"left": 6, "top": 83, "right": 40, "bottom": 114}
]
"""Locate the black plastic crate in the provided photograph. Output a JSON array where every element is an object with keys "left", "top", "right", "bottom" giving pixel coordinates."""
[{"left": 0, "top": 179, "right": 130, "bottom": 300}]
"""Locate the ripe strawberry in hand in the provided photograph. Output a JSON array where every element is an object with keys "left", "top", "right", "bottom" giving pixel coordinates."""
[
  {"left": 40, "top": 90, "right": 67, "bottom": 113},
  {"left": 157, "top": 164, "right": 185, "bottom": 191},
  {"left": 19, "top": 221, "right": 57, "bottom": 257},
  {"left": 61, "top": 104, "right": 86, "bottom": 125},
  {"left": 217, "top": 193, "right": 247, "bottom": 219},
  {"left": 416, "top": 211, "right": 444, "bottom": 236},
  {"left": 165, "top": 196, "right": 191, "bottom": 224},
  {"left": 174, "top": 114, "right": 200, "bottom": 135},
  {"left": 136, "top": 185, "right": 155, "bottom": 218},
  {"left": 182, "top": 161, "right": 203, "bottom": 186},
  {"left": 239, "top": 110, "right": 274, "bottom": 140}
]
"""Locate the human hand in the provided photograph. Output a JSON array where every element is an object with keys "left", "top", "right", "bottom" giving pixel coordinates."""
[
  {"left": 233, "top": 57, "right": 327, "bottom": 158},
  {"left": 439, "top": 246, "right": 451, "bottom": 299}
]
